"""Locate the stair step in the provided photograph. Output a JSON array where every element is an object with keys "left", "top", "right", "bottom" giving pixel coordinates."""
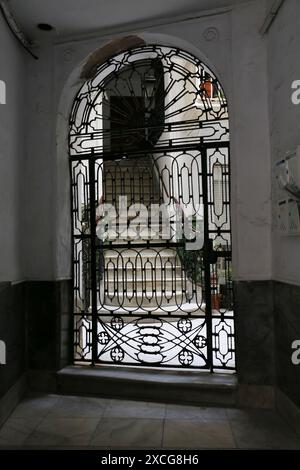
[
  {"left": 56, "top": 366, "right": 238, "bottom": 406},
  {"left": 105, "top": 266, "right": 184, "bottom": 277},
  {"left": 104, "top": 239, "right": 174, "bottom": 245},
  {"left": 96, "top": 302, "right": 203, "bottom": 314},
  {"left": 104, "top": 161, "right": 152, "bottom": 168},
  {"left": 105, "top": 280, "right": 188, "bottom": 292},
  {"left": 105, "top": 275, "right": 185, "bottom": 282},
  {"left": 104, "top": 248, "right": 179, "bottom": 259},
  {"left": 106, "top": 289, "right": 187, "bottom": 296},
  {"left": 105, "top": 290, "right": 190, "bottom": 307}
]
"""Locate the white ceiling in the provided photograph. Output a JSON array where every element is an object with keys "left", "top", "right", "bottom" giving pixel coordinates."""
[{"left": 7, "top": 0, "right": 248, "bottom": 41}]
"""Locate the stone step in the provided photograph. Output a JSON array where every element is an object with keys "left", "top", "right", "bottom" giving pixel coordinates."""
[
  {"left": 104, "top": 258, "right": 180, "bottom": 268},
  {"left": 105, "top": 291, "right": 189, "bottom": 307},
  {"left": 104, "top": 238, "right": 173, "bottom": 246},
  {"left": 104, "top": 179, "right": 156, "bottom": 185},
  {"left": 105, "top": 279, "right": 188, "bottom": 291},
  {"left": 104, "top": 179, "right": 154, "bottom": 185},
  {"left": 104, "top": 169, "right": 154, "bottom": 175},
  {"left": 105, "top": 266, "right": 183, "bottom": 277},
  {"left": 103, "top": 200, "right": 160, "bottom": 208},
  {"left": 98, "top": 228, "right": 171, "bottom": 239},
  {"left": 56, "top": 366, "right": 238, "bottom": 407},
  {"left": 104, "top": 185, "right": 158, "bottom": 192},
  {"left": 96, "top": 302, "right": 203, "bottom": 315},
  {"left": 99, "top": 221, "right": 163, "bottom": 229},
  {"left": 103, "top": 197, "right": 160, "bottom": 206},
  {"left": 103, "top": 179, "right": 158, "bottom": 189},
  {"left": 104, "top": 273, "right": 185, "bottom": 282},
  {"left": 104, "top": 160, "right": 152, "bottom": 168},
  {"left": 104, "top": 189, "right": 158, "bottom": 195},
  {"left": 105, "top": 290, "right": 188, "bottom": 299},
  {"left": 104, "top": 248, "right": 179, "bottom": 259}
]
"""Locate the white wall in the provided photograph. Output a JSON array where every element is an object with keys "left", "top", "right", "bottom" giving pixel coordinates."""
[
  {"left": 230, "top": 1, "right": 272, "bottom": 280},
  {"left": 23, "top": 0, "right": 273, "bottom": 282},
  {"left": 267, "top": 0, "right": 300, "bottom": 286},
  {"left": 0, "top": 15, "right": 26, "bottom": 282},
  {"left": 23, "top": 43, "right": 56, "bottom": 280}
]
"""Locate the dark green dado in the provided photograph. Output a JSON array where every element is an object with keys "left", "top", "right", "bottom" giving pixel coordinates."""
[
  {"left": 234, "top": 280, "right": 276, "bottom": 386},
  {"left": 26, "top": 280, "right": 73, "bottom": 371},
  {"left": 274, "top": 281, "right": 300, "bottom": 408},
  {"left": 0, "top": 282, "right": 26, "bottom": 399},
  {"left": 0, "top": 279, "right": 300, "bottom": 411}
]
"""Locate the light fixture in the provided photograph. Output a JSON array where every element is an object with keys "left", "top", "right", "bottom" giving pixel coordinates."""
[{"left": 37, "top": 23, "right": 53, "bottom": 31}]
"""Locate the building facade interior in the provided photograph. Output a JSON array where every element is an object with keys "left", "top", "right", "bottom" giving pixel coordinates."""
[{"left": 0, "top": 0, "right": 300, "bottom": 450}]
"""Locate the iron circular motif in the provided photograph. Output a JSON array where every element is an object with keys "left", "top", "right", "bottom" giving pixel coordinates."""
[
  {"left": 177, "top": 318, "right": 192, "bottom": 333},
  {"left": 179, "top": 349, "right": 194, "bottom": 366},
  {"left": 111, "top": 316, "right": 124, "bottom": 330},
  {"left": 111, "top": 346, "right": 124, "bottom": 363}
]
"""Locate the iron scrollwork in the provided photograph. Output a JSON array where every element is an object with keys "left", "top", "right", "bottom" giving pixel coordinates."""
[{"left": 70, "top": 45, "right": 235, "bottom": 371}]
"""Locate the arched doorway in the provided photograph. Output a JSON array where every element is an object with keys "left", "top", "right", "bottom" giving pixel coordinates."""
[{"left": 69, "top": 44, "right": 234, "bottom": 372}]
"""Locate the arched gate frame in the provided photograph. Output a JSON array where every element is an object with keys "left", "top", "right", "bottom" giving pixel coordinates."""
[{"left": 69, "top": 45, "right": 235, "bottom": 372}]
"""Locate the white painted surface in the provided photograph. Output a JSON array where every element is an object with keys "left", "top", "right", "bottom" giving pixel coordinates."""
[
  {"left": 230, "top": 0, "right": 272, "bottom": 280},
  {"left": 23, "top": 43, "right": 56, "bottom": 280},
  {"left": 0, "top": 14, "right": 26, "bottom": 282},
  {"left": 9, "top": 0, "right": 255, "bottom": 41},
  {"left": 267, "top": 0, "right": 300, "bottom": 285}
]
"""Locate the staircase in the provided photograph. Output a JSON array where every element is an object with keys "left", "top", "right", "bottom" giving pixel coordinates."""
[{"left": 101, "top": 157, "right": 191, "bottom": 310}]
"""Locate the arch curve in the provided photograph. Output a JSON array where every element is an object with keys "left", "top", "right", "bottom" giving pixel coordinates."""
[
  {"left": 67, "top": 42, "right": 234, "bottom": 371},
  {"left": 69, "top": 44, "right": 229, "bottom": 158}
]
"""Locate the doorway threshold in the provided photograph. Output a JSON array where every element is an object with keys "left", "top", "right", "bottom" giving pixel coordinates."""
[{"left": 57, "top": 365, "right": 238, "bottom": 407}]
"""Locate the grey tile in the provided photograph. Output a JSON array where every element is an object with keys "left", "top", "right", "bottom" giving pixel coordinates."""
[
  {"left": 90, "top": 418, "right": 163, "bottom": 448},
  {"left": 166, "top": 404, "right": 228, "bottom": 421},
  {"left": 24, "top": 418, "right": 99, "bottom": 447},
  {"left": 10, "top": 393, "right": 59, "bottom": 419},
  {"left": 104, "top": 399, "right": 166, "bottom": 419},
  {"left": 227, "top": 407, "right": 276, "bottom": 421},
  {"left": 0, "top": 417, "right": 42, "bottom": 446},
  {"left": 163, "top": 420, "right": 236, "bottom": 449},
  {"left": 229, "top": 411, "right": 300, "bottom": 449},
  {"left": 47, "top": 395, "right": 109, "bottom": 418}
]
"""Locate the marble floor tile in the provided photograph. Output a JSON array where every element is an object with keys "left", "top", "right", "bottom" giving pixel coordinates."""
[
  {"left": 104, "top": 399, "right": 166, "bottom": 419},
  {"left": 9, "top": 393, "right": 59, "bottom": 420},
  {"left": 2, "top": 393, "right": 299, "bottom": 450},
  {"left": 90, "top": 417, "right": 164, "bottom": 448},
  {"left": 163, "top": 419, "right": 236, "bottom": 449},
  {"left": 47, "top": 395, "right": 109, "bottom": 418},
  {"left": 24, "top": 417, "right": 100, "bottom": 447},
  {"left": 229, "top": 413, "right": 300, "bottom": 449},
  {"left": 166, "top": 404, "right": 228, "bottom": 421},
  {"left": 0, "top": 417, "right": 42, "bottom": 446}
]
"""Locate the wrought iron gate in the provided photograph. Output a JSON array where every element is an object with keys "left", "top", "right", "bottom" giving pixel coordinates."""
[{"left": 70, "top": 45, "right": 235, "bottom": 371}]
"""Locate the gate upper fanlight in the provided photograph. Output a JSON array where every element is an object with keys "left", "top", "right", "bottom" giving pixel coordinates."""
[{"left": 69, "top": 45, "right": 229, "bottom": 157}]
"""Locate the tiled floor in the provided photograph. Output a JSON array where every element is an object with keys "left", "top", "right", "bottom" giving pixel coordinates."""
[{"left": 0, "top": 393, "right": 300, "bottom": 449}]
